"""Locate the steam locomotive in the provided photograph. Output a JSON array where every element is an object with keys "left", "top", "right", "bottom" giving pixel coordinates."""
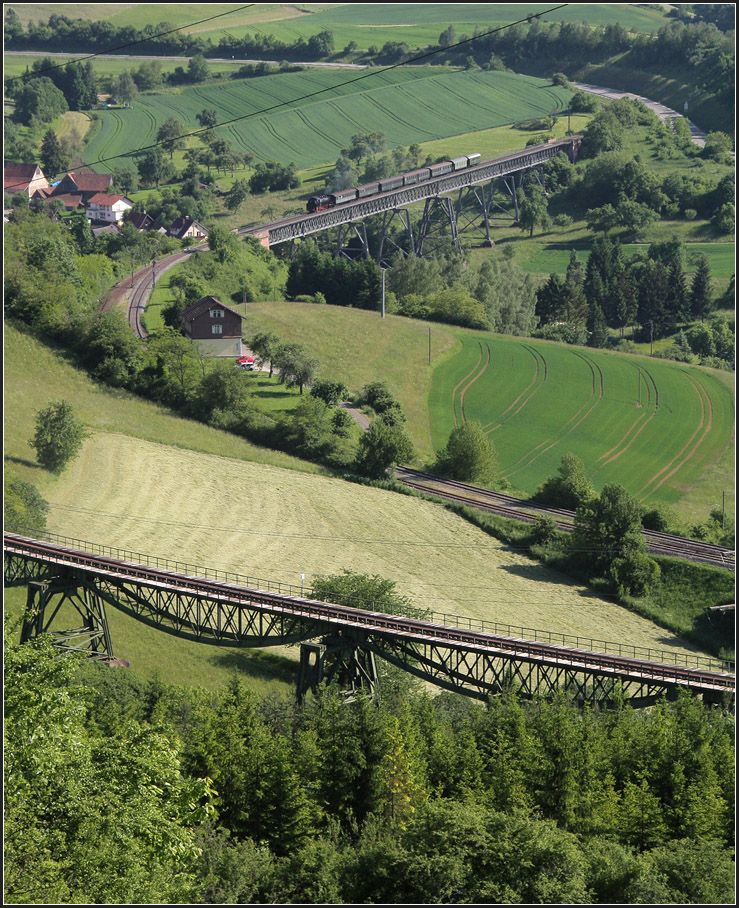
[{"left": 306, "top": 153, "right": 482, "bottom": 213}]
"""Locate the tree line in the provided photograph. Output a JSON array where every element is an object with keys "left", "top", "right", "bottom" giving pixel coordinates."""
[
  {"left": 4, "top": 619, "right": 735, "bottom": 904},
  {"left": 4, "top": 7, "right": 336, "bottom": 62}
]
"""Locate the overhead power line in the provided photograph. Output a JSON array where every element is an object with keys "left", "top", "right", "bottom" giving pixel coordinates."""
[{"left": 5, "top": 3, "right": 569, "bottom": 188}]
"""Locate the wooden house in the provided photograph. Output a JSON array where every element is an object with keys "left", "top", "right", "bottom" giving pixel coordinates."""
[{"left": 181, "top": 295, "right": 243, "bottom": 358}]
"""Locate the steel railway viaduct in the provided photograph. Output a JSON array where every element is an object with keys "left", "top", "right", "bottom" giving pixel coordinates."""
[
  {"left": 240, "top": 136, "right": 583, "bottom": 263},
  {"left": 5, "top": 533, "right": 734, "bottom": 708}
]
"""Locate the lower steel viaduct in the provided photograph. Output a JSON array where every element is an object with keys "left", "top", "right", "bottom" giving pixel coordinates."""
[{"left": 5, "top": 533, "right": 734, "bottom": 708}]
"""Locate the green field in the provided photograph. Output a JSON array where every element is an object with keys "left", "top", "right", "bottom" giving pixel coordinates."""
[
  {"left": 242, "top": 302, "right": 735, "bottom": 517},
  {"left": 82, "top": 67, "right": 572, "bottom": 171},
  {"left": 12, "top": 3, "right": 673, "bottom": 46},
  {"left": 519, "top": 242, "right": 737, "bottom": 281},
  {"left": 429, "top": 331, "right": 735, "bottom": 506},
  {"left": 6, "top": 321, "right": 711, "bottom": 689}
]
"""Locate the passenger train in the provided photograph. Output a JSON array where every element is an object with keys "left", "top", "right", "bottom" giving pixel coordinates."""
[{"left": 306, "top": 153, "right": 482, "bottom": 213}]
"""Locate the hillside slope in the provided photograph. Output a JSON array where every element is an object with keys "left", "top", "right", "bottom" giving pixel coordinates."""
[{"left": 4, "top": 323, "right": 709, "bottom": 691}]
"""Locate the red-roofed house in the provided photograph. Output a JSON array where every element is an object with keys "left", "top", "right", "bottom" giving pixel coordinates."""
[
  {"left": 50, "top": 192, "right": 84, "bottom": 211},
  {"left": 182, "top": 295, "right": 244, "bottom": 358},
  {"left": 52, "top": 171, "right": 114, "bottom": 201},
  {"left": 4, "top": 162, "right": 49, "bottom": 197},
  {"left": 85, "top": 192, "right": 133, "bottom": 224}
]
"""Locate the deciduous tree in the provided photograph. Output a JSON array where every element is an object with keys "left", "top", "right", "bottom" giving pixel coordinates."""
[{"left": 29, "top": 400, "right": 89, "bottom": 473}]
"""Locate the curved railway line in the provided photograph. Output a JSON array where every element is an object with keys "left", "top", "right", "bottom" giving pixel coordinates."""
[
  {"left": 395, "top": 467, "right": 735, "bottom": 571},
  {"left": 4, "top": 533, "right": 734, "bottom": 705}
]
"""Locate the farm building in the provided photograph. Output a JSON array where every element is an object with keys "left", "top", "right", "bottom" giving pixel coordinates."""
[
  {"left": 182, "top": 296, "right": 244, "bottom": 358},
  {"left": 168, "top": 216, "right": 209, "bottom": 240},
  {"left": 4, "top": 162, "right": 49, "bottom": 197},
  {"left": 52, "top": 171, "right": 114, "bottom": 201}
]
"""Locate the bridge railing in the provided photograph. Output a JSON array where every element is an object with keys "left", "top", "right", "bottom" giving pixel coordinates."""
[{"left": 8, "top": 529, "right": 734, "bottom": 675}]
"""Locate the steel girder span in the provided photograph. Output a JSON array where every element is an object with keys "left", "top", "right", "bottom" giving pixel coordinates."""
[
  {"left": 4, "top": 533, "right": 735, "bottom": 708},
  {"left": 243, "top": 136, "right": 582, "bottom": 265}
]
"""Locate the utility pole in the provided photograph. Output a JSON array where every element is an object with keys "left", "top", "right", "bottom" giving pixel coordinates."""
[
  {"left": 650, "top": 320, "right": 654, "bottom": 356},
  {"left": 381, "top": 268, "right": 386, "bottom": 318},
  {"left": 428, "top": 326, "right": 431, "bottom": 365},
  {"left": 722, "top": 490, "right": 725, "bottom": 529},
  {"left": 151, "top": 254, "right": 156, "bottom": 289}
]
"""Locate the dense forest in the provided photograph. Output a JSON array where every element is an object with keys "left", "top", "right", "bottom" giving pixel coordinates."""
[{"left": 4, "top": 620, "right": 735, "bottom": 904}]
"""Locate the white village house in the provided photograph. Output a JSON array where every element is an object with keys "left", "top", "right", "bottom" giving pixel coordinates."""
[{"left": 85, "top": 192, "right": 133, "bottom": 225}]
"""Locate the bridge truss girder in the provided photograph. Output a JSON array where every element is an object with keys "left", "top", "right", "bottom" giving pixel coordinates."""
[
  {"left": 283, "top": 169, "right": 545, "bottom": 268},
  {"left": 6, "top": 554, "right": 730, "bottom": 708},
  {"left": 363, "top": 634, "right": 690, "bottom": 708}
]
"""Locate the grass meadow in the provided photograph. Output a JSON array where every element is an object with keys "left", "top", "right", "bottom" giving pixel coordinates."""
[
  {"left": 12, "top": 4, "right": 672, "bottom": 45},
  {"left": 429, "top": 331, "right": 735, "bottom": 510},
  {"left": 82, "top": 67, "right": 572, "bottom": 172},
  {"left": 242, "top": 301, "right": 461, "bottom": 453},
  {"left": 5, "top": 427, "right": 710, "bottom": 690}
]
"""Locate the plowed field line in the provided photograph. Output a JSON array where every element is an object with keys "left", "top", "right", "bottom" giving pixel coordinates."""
[
  {"left": 459, "top": 342, "right": 491, "bottom": 424},
  {"left": 638, "top": 374, "right": 714, "bottom": 501},
  {"left": 502, "top": 351, "right": 603, "bottom": 480},
  {"left": 483, "top": 344, "right": 542, "bottom": 432},
  {"left": 451, "top": 343, "right": 483, "bottom": 428},
  {"left": 595, "top": 365, "right": 659, "bottom": 469}
]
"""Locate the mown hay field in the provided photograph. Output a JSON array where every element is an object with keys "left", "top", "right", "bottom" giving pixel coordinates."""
[
  {"left": 33, "top": 432, "right": 709, "bottom": 671},
  {"left": 429, "top": 331, "right": 735, "bottom": 507},
  {"left": 83, "top": 67, "right": 572, "bottom": 171}
]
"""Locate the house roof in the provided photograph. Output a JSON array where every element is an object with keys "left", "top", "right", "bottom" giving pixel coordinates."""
[
  {"left": 126, "top": 211, "right": 155, "bottom": 231},
  {"left": 30, "top": 186, "right": 53, "bottom": 200},
  {"left": 86, "top": 192, "right": 131, "bottom": 207},
  {"left": 91, "top": 224, "right": 120, "bottom": 237},
  {"left": 182, "top": 295, "right": 243, "bottom": 323},
  {"left": 168, "top": 215, "right": 209, "bottom": 239},
  {"left": 4, "top": 161, "right": 45, "bottom": 192},
  {"left": 52, "top": 193, "right": 84, "bottom": 209},
  {"left": 62, "top": 171, "right": 113, "bottom": 192}
]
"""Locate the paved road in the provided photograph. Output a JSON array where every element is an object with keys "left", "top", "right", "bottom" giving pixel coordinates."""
[
  {"left": 570, "top": 81, "right": 708, "bottom": 147},
  {"left": 8, "top": 50, "right": 367, "bottom": 69}
]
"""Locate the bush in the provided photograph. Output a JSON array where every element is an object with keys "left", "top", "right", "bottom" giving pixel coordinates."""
[
  {"left": 611, "top": 551, "right": 661, "bottom": 598},
  {"left": 29, "top": 400, "right": 90, "bottom": 473},
  {"left": 434, "top": 421, "right": 497, "bottom": 484},
  {"left": 4, "top": 477, "right": 49, "bottom": 536}
]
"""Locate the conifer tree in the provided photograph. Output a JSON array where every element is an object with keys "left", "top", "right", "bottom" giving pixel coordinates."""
[{"left": 689, "top": 255, "right": 713, "bottom": 321}]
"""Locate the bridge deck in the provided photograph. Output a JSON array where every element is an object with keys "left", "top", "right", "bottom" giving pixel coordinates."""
[
  {"left": 242, "top": 136, "right": 582, "bottom": 246},
  {"left": 5, "top": 533, "right": 734, "bottom": 700}
]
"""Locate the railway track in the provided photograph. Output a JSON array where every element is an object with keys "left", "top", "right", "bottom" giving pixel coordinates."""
[
  {"left": 395, "top": 467, "right": 735, "bottom": 571},
  {"left": 5, "top": 533, "right": 734, "bottom": 698}
]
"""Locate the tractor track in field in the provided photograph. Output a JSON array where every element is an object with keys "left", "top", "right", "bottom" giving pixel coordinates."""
[
  {"left": 484, "top": 344, "right": 545, "bottom": 433},
  {"left": 502, "top": 350, "right": 603, "bottom": 481},
  {"left": 459, "top": 342, "right": 490, "bottom": 424},
  {"left": 451, "top": 343, "right": 483, "bottom": 428},
  {"left": 639, "top": 373, "right": 714, "bottom": 501}
]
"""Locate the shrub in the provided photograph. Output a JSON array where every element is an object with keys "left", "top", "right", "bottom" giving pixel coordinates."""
[
  {"left": 29, "top": 400, "right": 90, "bottom": 474},
  {"left": 611, "top": 551, "right": 661, "bottom": 598}
]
